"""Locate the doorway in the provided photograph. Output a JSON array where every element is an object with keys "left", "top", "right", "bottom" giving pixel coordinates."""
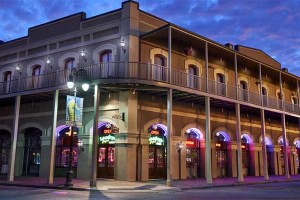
[{"left": 23, "top": 128, "right": 42, "bottom": 176}]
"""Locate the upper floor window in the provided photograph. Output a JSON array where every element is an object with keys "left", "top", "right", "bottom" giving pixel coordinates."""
[
  {"left": 240, "top": 81, "right": 248, "bottom": 90},
  {"left": 3, "top": 71, "right": 12, "bottom": 82},
  {"left": 32, "top": 65, "right": 41, "bottom": 76},
  {"left": 217, "top": 73, "right": 225, "bottom": 84},
  {"left": 188, "top": 65, "right": 198, "bottom": 76},
  {"left": 154, "top": 54, "right": 166, "bottom": 66},
  {"left": 188, "top": 65, "right": 198, "bottom": 89},
  {"left": 32, "top": 65, "right": 41, "bottom": 89},
  {"left": 99, "top": 50, "right": 112, "bottom": 63},
  {"left": 64, "top": 58, "right": 75, "bottom": 70},
  {"left": 277, "top": 92, "right": 282, "bottom": 100},
  {"left": 262, "top": 86, "right": 268, "bottom": 96},
  {"left": 239, "top": 81, "right": 248, "bottom": 101},
  {"left": 292, "top": 96, "right": 298, "bottom": 105}
]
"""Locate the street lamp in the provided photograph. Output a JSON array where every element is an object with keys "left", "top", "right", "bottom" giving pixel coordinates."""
[
  {"left": 65, "top": 68, "right": 89, "bottom": 187},
  {"left": 176, "top": 141, "right": 184, "bottom": 180}
]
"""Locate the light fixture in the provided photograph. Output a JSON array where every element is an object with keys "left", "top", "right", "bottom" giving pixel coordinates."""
[
  {"left": 120, "top": 39, "right": 126, "bottom": 53},
  {"left": 80, "top": 49, "right": 87, "bottom": 62},
  {"left": 67, "top": 75, "right": 74, "bottom": 89},
  {"left": 78, "top": 139, "right": 84, "bottom": 152},
  {"left": 81, "top": 82, "right": 90, "bottom": 91},
  {"left": 132, "top": 89, "right": 136, "bottom": 95},
  {"left": 46, "top": 57, "right": 52, "bottom": 69},
  {"left": 176, "top": 141, "right": 184, "bottom": 150},
  {"left": 16, "top": 64, "right": 21, "bottom": 75}
]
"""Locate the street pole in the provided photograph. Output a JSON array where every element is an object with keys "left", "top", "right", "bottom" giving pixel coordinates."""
[{"left": 65, "top": 87, "right": 77, "bottom": 187}]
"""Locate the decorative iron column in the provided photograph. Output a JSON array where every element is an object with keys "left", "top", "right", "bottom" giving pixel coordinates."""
[
  {"left": 90, "top": 84, "right": 100, "bottom": 187},
  {"left": 48, "top": 90, "right": 59, "bottom": 184},
  {"left": 8, "top": 95, "right": 21, "bottom": 181}
]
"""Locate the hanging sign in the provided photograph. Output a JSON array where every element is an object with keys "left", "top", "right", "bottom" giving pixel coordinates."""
[{"left": 66, "top": 95, "right": 84, "bottom": 127}]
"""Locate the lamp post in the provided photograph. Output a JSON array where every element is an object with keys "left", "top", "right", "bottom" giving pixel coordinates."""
[
  {"left": 65, "top": 68, "right": 89, "bottom": 187},
  {"left": 176, "top": 141, "right": 184, "bottom": 180}
]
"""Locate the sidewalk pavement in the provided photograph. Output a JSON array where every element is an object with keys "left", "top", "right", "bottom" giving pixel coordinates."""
[{"left": 0, "top": 175, "right": 299, "bottom": 193}]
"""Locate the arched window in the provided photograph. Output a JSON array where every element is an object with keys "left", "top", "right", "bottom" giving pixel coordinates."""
[
  {"left": 262, "top": 87, "right": 267, "bottom": 96},
  {"left": 216, "top": 73, "right": 226, "bottom": 96},
  {"left": 99, "top": 50, "right": 113, "bottom": 77},
  {"left": 239, "top": 81, "right": 248, "bottom": 101},
  {"left": 188, "top": 65, "right": 198, "bottom": 88},
  {"left": 3, "top": 71, "right": 12, "bottom": 93},
  {"left": 32, "top": 65, "right": 41, "bottom": 89},
  {"left": 56, "top": 126, "right": 78, "bottom": 168},
  {"left": 99, "top": 50, "right": 112, "bottom": 63},
  {"left": 154, "top": 54, "right": 167, "bottom": 81},
  {"left": 154, "top": 55, "right": 165, "bottom": 66},
  {"left": 261, "top": 86, "right": 268, "bottom": 106},
  {"left": 64, "top": 58, "right": 75, "bottom": 70}
]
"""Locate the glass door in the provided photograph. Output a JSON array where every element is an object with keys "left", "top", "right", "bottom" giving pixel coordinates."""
[
  {"left": 149, "top": 145, "right": 166, "bottom": 179},
  {"left": 97, "top": 145, "right": 115, "bottom": 178}
]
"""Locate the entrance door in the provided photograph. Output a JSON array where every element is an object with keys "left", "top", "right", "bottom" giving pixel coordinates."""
[
  {"left": 0, "top": 130, "right": 10, "bottom": 174},
  {"left": 216, "top": 150, "right": 227, "bottom": 177},
  {"left": 23, "top": 128, "right": 41, "bottom": 176},
  {"left": 97, "top": 145, "right": 115, "bottom": 178},
  {"left": 242, "top": 145, "right": 251, "bottom": 176},
  {"left": 186, "top": 147, "right": 200, "bottom": 178},
  {"left": 149, "top": 145, "right": 166, "bottom": 179}
]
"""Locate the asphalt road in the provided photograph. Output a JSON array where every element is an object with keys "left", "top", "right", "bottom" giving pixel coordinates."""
[{"left": 0, "top": 181, "right": 299, "bottom": 200}]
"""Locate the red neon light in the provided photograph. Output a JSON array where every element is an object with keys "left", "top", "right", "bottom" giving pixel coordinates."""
[
  {"left": 151, "top": 130, "right": 159, "bottom": 135},
  {"left": 103, "top": 129, "right": 112, "bottom": 134}
]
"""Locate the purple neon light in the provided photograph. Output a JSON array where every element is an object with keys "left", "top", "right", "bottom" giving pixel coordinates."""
[
  {"left": 241, "top": 133, "right": 253, "bottom": 144},
  {"left": 216, "top": 131, "right": 230, "bottom": 141},
  {"left": 187, "top": 128, "right": 203, "bottom": 140}
]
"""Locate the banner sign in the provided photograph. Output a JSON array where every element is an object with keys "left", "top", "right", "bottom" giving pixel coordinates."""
[{"left": 66, "top": 95, "right": 83, "bottom": 127}]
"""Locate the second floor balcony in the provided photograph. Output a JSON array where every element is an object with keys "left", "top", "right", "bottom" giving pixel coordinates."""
[{"left": 0, "top": 62, "right": 299, "bottom": 115}]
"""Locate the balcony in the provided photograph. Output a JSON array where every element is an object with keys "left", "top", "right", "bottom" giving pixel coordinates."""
[{"left": 0, "top": 62, "right": 299, "bottom": 115}]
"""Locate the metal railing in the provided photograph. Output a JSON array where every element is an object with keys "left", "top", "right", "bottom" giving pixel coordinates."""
[{"left": 0, "top": 62, "right": 299, "bottom": 115}]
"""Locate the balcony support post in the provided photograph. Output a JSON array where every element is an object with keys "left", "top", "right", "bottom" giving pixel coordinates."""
[
  {"left": 168, "top": 26, "right": 172, "bottom": 84},
  {"left": 260, "top": 109, "right": 269, "bottom": 180},
  {"left": 7, "top": 95, "right": 21, "bottom": 182},
  {"left": 236, "top": 103, "right": 243, "bottom": 182},
  {"left": 47, "top": 90, "right": 59, "bottom": 184},
  {"left": 259, "top": 64, "right": 263, "bottom": 105},
  {"left": 205, "top": 42, "right": 209, "bottom": 92},
  {"left": 281, "top": 113, "right": 290, "bottom": 179},
  {"left": 166, "top": 88, "right": 173, "bottom": 186},
  {"left": 297, "top": 79, "right": 300, "bottom": 113},
  {"left": 279, "top": 72, "right": 284, "bottom": 110},
  {"left": 234, "top": 54, "right": 238, "bottom": 100},
  {"left": 205, "top": 96, "right": 212, "bottom": 184},
  {"left": 90, "top": 85, "right": 100, "bottom": 187}
]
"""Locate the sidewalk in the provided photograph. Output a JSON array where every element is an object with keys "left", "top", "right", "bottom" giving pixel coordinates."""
[{"left": 0, "top": 175, "right": 299, "bottom": 193}]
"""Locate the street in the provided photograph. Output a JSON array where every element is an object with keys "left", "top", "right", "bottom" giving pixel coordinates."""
[{"left": 0, "top": 181, "right": 299, "bottom": 200}]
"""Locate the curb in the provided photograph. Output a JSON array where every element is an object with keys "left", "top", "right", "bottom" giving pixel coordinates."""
[{"left": 0, "top": 178, "right": 299, "bottom": 193}]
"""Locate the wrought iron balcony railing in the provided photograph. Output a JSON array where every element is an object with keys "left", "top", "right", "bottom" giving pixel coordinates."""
[{"left": 0, "top": 62, "right": 299, "bottom": 115}]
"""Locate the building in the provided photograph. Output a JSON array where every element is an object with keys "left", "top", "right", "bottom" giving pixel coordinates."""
[{"left": 0, "top": 1, "right": 299, "bottom": 185}]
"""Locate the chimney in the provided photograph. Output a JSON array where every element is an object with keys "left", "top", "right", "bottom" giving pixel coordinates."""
[{"left": 225, "top": 43, "right": 233, "bottom": 49}]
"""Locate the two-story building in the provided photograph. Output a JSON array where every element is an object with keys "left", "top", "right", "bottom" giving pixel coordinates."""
[{"left": 0, "top": 1, "right": 299, "bottom": 185}]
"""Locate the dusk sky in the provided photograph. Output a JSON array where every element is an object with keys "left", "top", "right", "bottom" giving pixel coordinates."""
[{"left": 0, "top": 0, "right": 299, "bottom": 75}]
